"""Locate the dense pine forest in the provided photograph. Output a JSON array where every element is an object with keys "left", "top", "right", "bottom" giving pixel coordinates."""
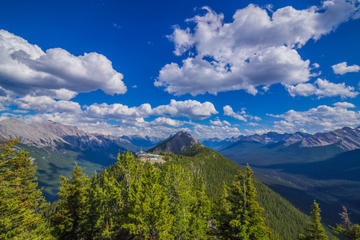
[{"left": 1, "top": 139, "right": 360, "bottom": 239}]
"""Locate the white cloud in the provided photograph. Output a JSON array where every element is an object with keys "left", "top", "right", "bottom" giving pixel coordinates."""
[
  {"left": 287, "top": 78, "right": 358, "bottom": 98},
  {"left": 210, "top": 119, "right": 231, "bottom": 126},
  {"left": 191, "top": 122, "right": 241, "bottom": 139},
  {"left": 85, "top": 103, "right": 152, "bottom": 119},
  {"left": 15, "top": 95, "right": 81, "bottom": 113},
  {"left": 0, "top": 29, "right": 126, "bottom": 98},
  {"left": 332, "top": 61, "right": 360, "bottom": 75},
  {"left": 84, "top": 99, "right": 217, "bottom": 120},
  {"left": 4, "top": 109, "right": 238, "bottom": 140},
  {"left": 169, "top": 27, "right": 194, "bottom": 56},
  {"left": 333, "top": 101, "right": 356, "bottom": 108},
  {"left": 152, "top": 99, "right": 218, "bottom": 120},
  {"left": 156, "top": 1, "right": 360, "bottom": 96},
  {"left": 270, "top": 102, "right": 360, "bottom": 133},
  {"left": 223, "top": 105, "right": 260, "bottom": 122},
  {"left": 223, "top": 105, "right": 247, "bottom": 121},
  {"left": 243, "top": 128, "right": 272, "bottom": 135},
  {"left": 150, "top": 117, "right": 184, "bottom": 127}
]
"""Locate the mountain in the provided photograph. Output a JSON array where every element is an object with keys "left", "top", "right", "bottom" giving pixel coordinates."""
[
  {"left": 148, "top": 130, "right": 201, "bottom": 154},
  {"left": 0, "top": 120, "right": 338, "bottom": 238},
  {"left": 121, "top": 135, "right": 160, "bottom": 149},
  {"left": 202, "top": 131, "right": 312, "bottom": 151},
  {"left": 300, "top": 126, "right": 360, "bottom": 150},
  {"left": 0, "top": 118, "right": 161, "bottom": 200},
  {"left": 204, "top": 126, "right": 360, "bottom": 153},
  {"left": 0, "top": 118, "right": 162, "bottom": 151},
  {"left": 211, "top": 126, "right": 360, "bottom": 225},
  {"left": 239, "top": 131, "right": 312, "bottom": 146},
  {"left": 159, "top": 142, "right": 312, "bottom": 239}
]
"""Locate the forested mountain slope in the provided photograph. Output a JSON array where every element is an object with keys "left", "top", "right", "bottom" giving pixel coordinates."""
[{"left": 161, "top": 145, "right": 314, "bottom": 239}]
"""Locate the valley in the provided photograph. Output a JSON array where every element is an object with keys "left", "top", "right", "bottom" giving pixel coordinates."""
[
  {"left": 204, "top": 129, "right": 360, "bottom": 225},
  {"left": 1, "top": 118, "right": 358, "bottom": 237}
]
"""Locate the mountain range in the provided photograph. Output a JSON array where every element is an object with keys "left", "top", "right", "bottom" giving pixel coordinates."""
[
  {"left": 1, "top": 118, "right": 360, "bottom": 226},
  {"left": 202, "top": 127, "right": 360, "bottom": 225},
  {"left": 204, "top": 126, "right": 360, "bottom": 153},
  {"left": 0, "top": 118, "right": 160, "bottom": 200},
  {"left": 0, "top": 118, "right": 159, "bottom": 151}
]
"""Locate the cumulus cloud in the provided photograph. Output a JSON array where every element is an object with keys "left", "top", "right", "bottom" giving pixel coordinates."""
[
  {"left": 209, "top": 119, "right": 231, "bottom": 126},
  {"left": 85, "top": 103, "right": 152, "bottom": 119},
  {"left": 84, "top": 99, "right": 217, "bottom": 120},
  {"left": 223, "top": 105, "right": 260, "bottom": 122},
  {"left": 150, "top": 117, "right": 184, "bottom": 127},
  {"left": 270, "top": 102, "right": 360, "bottom": 133},
  {"left": 0, "top": 29, "right": 126, "bottom": 98},
  {"left": 223, "top": 105, "right": 247, "bottom": 121},
  {"left": 4, "top": 108, "right": 238, "bottom": 139},
  {"left": 191, "top": 122, "right": 241, "bottom": 139},
  {"left": 156, "top": 1, "right": 360, "bottom": 96},
  {"left": 332, "top": 61, "right": 360, "bottom": 75},
  {"left": 152, "top": 99, "right": 218, "bottom": 120},
  {"left": 15, "top": 95, "right": 81, "bottom": 113},
  {"left": 287, "top": 78, "right": 358, "bottom": 98}
]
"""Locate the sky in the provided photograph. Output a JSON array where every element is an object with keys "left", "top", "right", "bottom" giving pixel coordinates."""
[{"left": 0, "top": 0, "right": 360, "bottom": 139}]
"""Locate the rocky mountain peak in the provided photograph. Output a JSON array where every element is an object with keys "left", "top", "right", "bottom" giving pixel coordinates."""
[
  {"left": 300, "top": 127, "right": 360, "bottom": 151},
  {"left": 148, "top": 131, "right": 201, "bottom": 154}
]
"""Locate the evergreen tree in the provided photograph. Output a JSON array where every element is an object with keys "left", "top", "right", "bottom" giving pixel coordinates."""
[
  {"left": 161, "top": 164, "right": 194, "bottom": 238},
  {"left": 50, "top": 166, "right": 89, "bottom": 240},
  {"left": 217, "top": 165, "right": 270, "bottom": 239},
  {"left": 188, "top": 175, "right": 211, "bottom": 239},
  {"left": 0, "top": 139, "right": 52, "bottom": 240},
  {"left": 123, "top": 162, "right": 174, "bottom": 239},
  {"left": 84, "top": 170, "right": 126, "bottom": 239},
  {"left": 298, "top": 201, "right": 328, "bottom": 240},
  {"left": 331, "top": 206, "right": 360, "bottom": 240},
  {"left": 214, "top": 182, "right": 233, "bottom": 238},
  {"left": 161, "top": 163, "right": 210, "bottom": 239}
]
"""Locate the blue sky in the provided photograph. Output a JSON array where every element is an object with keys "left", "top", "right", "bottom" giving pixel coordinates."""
[{"left": 1, "top": 0, "right": 360, "bottom": 139}]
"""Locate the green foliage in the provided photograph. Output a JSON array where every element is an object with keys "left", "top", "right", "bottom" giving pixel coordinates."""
[
  {"left": 4, "top": 142, "right": 340, "bottom": 240},
  {"left": 123, "top": 162, "right": 174, "bottom": 239},
  {"left": 216, "top": 165, "right": 270, "bottom": 239},
  {"left": 0, "top": 139, "right": 52, "bottom": 240},
  {"left": 331, "top": 206, "right": 360, "bottom": 240},
  {"left": 160, "top": 163, "right": 210, "bottom": 238},
  {"left": 83, "top": 170, "right": 125, "bottom": 239},
  {"left": 299, "top": 201, "right": 329, "bottom": 240},
  {"left": 48, "top": 151, "right": 211, "bottom": 239},
  {"left": 50, "top": 166, "right": 89, "bottom": 240},
  {"left": 163, "top": 146, "right": 310, "bottom": 239},
  {"left": 20, "top": 144, "right": 116, "bottom": 202}
]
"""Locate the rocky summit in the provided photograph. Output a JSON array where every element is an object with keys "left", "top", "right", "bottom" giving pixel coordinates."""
[{"left": 148, "top": 131, "right": 201, "bottom": 154}]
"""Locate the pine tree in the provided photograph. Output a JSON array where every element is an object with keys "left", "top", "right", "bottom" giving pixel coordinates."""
[
  {"left": 214, "top": 182, "right": 233, "bottom": 238},
  {"left": 188, "top": 174, "right": 211, "bottom": 239},
  {"left": 84, "top": 170, "right": 126, "bottom": 239},
  {"left": 217, "top": 165, "right": 270, "bottom": 239},
  {"left": 50, "top": 165, "right": 89, "bottom": 240},
  {"left": 0, "top": 139, "right": 53, "bottom": 240},
  {"left": 331, "top": 206, "right": 360, "bottom": 240},
  {"left": 298, "top": 201, "right": 328, "bottom": 240},
  {"left": 122, "top": 162, "right": 174, "bottom": 239},
  {"left": 160, "top": 163, "right": 210, "bottom": 239},
  {"left": 161, "top": 163, "right": 194, "bottom": 238}
]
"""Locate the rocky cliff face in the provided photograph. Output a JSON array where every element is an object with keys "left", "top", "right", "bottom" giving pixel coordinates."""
[
  {"left": 0, "top": 118, "right": 66, "bottom": 147},
  {"left": 300, "top": 126, "right": 360, "bottom": 151},
  {"left": 149, "top": 131, "right": 201, "bottom": 154},
  {"left": 0, "top": 118, "right": 144, "bottom": 151},
  {"left": 239, "top": 131, "right": 311, "bottom": 145}
]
